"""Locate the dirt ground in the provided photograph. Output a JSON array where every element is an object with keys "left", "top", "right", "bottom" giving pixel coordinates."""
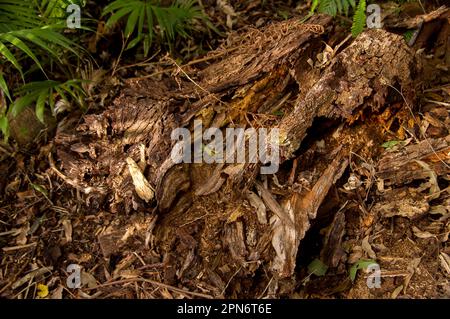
[{"left": 0, "top": 1, "right": 449, "bottom": 299}]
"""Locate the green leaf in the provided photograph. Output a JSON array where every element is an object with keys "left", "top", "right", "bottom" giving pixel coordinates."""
[
  {"left": 272, "top": 110, "right": 284, "bottom": 117},
  {"left": 126, "top": 34, "right": 143, "bottom": 50},
  {"left": 310, "top": 0, "right": 319, "bottom": 13},
  {"left": 0, "top": 71, "right": 11, "bottom": 101},
  {"left": 319, "top": 0, "right": 338, "bottom": 16},
  {"left": 125, "top": 4, "right": 141, "bottom": 37},
  {"left": 103, "top": 0, "right": 209, "bottom": 56},
  {"left": 11, "top": 93, "right": 40, "bottom": 117},
  {"left": 349, "top": 259, "right": 376, "bottom": 282},
  {"left": 105, "top": 6, "right": 135, "bottom": 27},
  {"left": 1, "top": 33, "right": 45, "bottom": 74},
  {"left": 30, "top": 182, "right": 48, "bottom": 196},
  {"left": 308, "top": 258, "right": 328, "bottom": 276},
  {"left": 0, "top": 115, "right": 9, "bottom": 141},
  {"left": 351, "top": 0, "right": 366, "bottom": 37},
  {"left": 381, "top": 140, "right": 400, "bottom": 149},
  {"left": 12, "top": 80, "right": 85, "bottom": 118},
  {"left": 35, "top": 90, "right": 48, "bottom": 123},
  {"left": 0, "top": 40, "right": 23, "bottom": 77},
  {"left": 403, "top": 30, "right": 415, "bottom": 42}
]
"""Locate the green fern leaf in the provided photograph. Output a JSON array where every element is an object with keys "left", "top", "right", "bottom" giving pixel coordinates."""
[
  {"left": 335, "top": 0, "right": 343, "bottom": 15},
  {"left": 351, "top": 0, "right": 366, "bottom": 37},
  {"left": 319, "top": 0, "right": 338, "bottom": 16}
]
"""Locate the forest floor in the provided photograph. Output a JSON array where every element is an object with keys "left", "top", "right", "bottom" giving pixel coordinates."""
[{"left": 0, "top": 1, "right": 449, "bottom": 299}]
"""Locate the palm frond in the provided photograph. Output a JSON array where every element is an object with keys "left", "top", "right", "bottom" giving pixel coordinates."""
[
  {"left": 0, "top": 0, "right": 83, "bottom": 77},
  {"left": 103, "top": 0, "right": 208, "bottom": 56},
  {"left": 0, "top": 114, "right": 9, "bottom": 141},
  {"left": 0, "top": 0, "right": 41, "bottom": 32},
  {"left": 11, "top": 79, "right": 85, "bottom": 123},
  {"left": 0, "top": 69, "right": 12, "bottom": 101},
  {"left": 37, "top": 0, "right": 86, "bottom": 21}
]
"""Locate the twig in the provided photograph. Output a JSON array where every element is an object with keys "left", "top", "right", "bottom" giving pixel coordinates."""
[
  {"left": 115, "top": 50, "right": 161, "bottom": 73},
  {"left": 221, "top": 266, "right": 242, "bottom": 297},
  {"left": 423, "top": 99, "right": 450, "bottom": 107},
  {"left": 258, "top": 276, "right": 273, "bottom": 299},
  {"left": 2, "top": 242, "right": 37, "bottom": 252},
  {"left": 165, "top": 55, "right": 228, "bottom": 108},
  {"left": 86, "top": 277, "right": 214, "bottom": 299},
  {"left": 130, "top": 47, "right": 240, "bottom": 81},
  {"left": 111, "top": 32, "right": 127, "bottom": 77}
]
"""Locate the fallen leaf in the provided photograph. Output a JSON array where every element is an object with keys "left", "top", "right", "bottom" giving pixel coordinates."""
[
  {"left": 62, "top": 219, "right": 72, "bottom": 243},
  {"left": 307, "top": 259, "right": 328, "bottom": 276},
  {"left": 439, "top": 253, "right": 450, "bottom": 276},
  {"left": 391, "top": 285, "right": 404, "bottom": 299},
  {"left": 227, "top": 206, "right": 244, "bottom": 224},
  {"left": 349, "top": 259, "right": 376, "bottom": 282},
  {"left": 412, "top": 226, "right": 435, "bottom": 239},
  {"left": 81, "top": 271, "right": 97, "bottom": 289},
  {"left": 404, "top": 257, "right": 421, "bottom": 293},
  {"left": 51, "top": 285, "right": 64, "bottom": 299},
  {"left": 382, "top": 140, "right": 400, "bottom": 149},
  {"left": 362, "top": 236, "right": 377, "bottom": 259},
  {"left": 246, "top": 191, "right": 267, "bottom": 224},
  {"left": 414, "top": 160, "right": 440, "bottom": 199},
  {"left": 37, "top": 283, "right": 49, "bottom": 298}
]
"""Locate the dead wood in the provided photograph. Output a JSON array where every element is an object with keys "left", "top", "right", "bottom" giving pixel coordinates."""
[
  {"left": 53, "top": 15, "right": 422, "bottom": 292},
  {"left": 377, "top": 135, "right": 450, "bottom": 186}
]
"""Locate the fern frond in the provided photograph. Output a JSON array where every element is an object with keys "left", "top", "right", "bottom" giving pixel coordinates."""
[
  {"left": 319, "top": 0, "right": 337, "bottom": 16},
  {"left": 351, "top": 0, "right": 366, "bottom": 37},
  {"left": 315, "top": 0, "right": 358, "bottom": 17}
]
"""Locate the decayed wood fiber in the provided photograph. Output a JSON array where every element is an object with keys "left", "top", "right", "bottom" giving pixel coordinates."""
[{"left": 54, "top": 18, "right": 419, "bottom": 286}]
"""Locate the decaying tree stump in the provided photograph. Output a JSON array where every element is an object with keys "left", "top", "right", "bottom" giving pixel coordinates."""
[{"left": 54, "top": 15, "right": 420, "bottom": 296}]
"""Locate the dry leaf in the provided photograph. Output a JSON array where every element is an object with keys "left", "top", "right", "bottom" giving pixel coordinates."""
[
  {"left": 348, "top": 246, "right": 363, "bottom": 264},
  {"left": 414, "top": 160, "right": 440, "bottom": 199},
  {"left": 439, "top": 252, "right": 450, "bottom": 276},
  {"left": 62, "top": 219, "right": 72, "bottom": 243},
  {"left": 362, "top": 236, "right": 377, "bottom": 259},
  {"left": 391, "top": 285, "right": 403, "bottom": 299},
  {"left": 15, "top": 225, "right": 29, "bottom": 246},
  {"left": 246, "top": 191, "right": 267, "bottom": 224},
  {"left": 227, "top": 206, "right": 244, "bottom": 224},
  {"left": 412, "top": 226, "right": 435, "bottom": 239},
  {"left": 51, "top": 285, "right": 64, "bottom": 299},
  {"left": 81, "top": 271, "right": 97, "bottom": 289},
  {"left": 37, "top": 283, "right": 49, "bottom": 298},
  {"left": 404, "top": 257, "right": 421, "bottom": 293}
]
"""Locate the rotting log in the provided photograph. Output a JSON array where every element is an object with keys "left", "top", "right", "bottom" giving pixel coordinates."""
[{"left": 53, "top": 15, "right": 420, "bottom": 295}]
